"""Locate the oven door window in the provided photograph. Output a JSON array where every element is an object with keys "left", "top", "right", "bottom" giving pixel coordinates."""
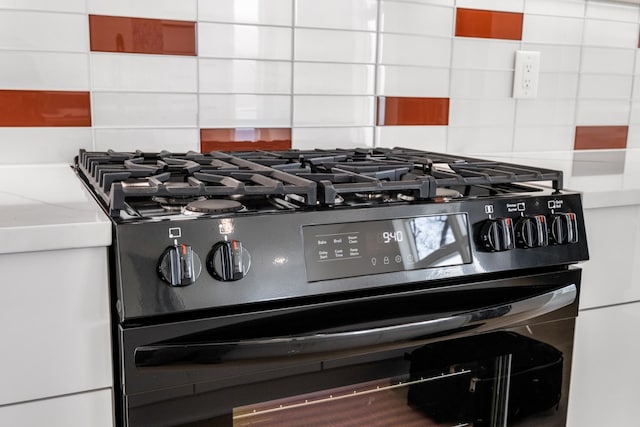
[{"left": 228, "top": 332, "right": 564, "bottom": 427}]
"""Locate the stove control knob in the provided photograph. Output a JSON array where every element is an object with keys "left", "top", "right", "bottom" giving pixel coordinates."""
[
  {"left": 479, "top": 218, "right": 515, "bottom": 252},
  {"left": 550, "top": 212, "right": 579, "bottom": 245},
  {"left": 515, "top": 215, "right": 549, "bottom": 248},
  {"left": 158, "top": 243, "right": 202, "bottom": 286},
  {"left": 207, "top": 240, "right": 251, "bottom": 282}
]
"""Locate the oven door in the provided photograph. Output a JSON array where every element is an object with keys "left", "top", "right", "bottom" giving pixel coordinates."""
[{"left": 118, "top": 268, "right": 580, "bottom": 427}]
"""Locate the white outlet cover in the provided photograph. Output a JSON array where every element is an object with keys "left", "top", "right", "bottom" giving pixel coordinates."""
[{"left": 513, "top": 50, "right": 541, "bottom": 99}]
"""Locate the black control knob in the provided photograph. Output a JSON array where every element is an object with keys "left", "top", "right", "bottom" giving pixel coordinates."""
[
  {"left": 550, "top": 212, "right": 579, "bottom": 245},
  {"left": 516, "top": 215, "right": 549, "bottom": 248},
  {"left": 207, "top": 240, "right": 251, "bottom": 281},
  {"left": 158, "top": 243, "right": 202, "bottom": 286},
  {"left": 479, "top": 218, "right": 516, "bottom": 252}
]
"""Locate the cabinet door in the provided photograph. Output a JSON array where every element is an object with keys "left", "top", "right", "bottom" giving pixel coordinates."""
[
  {"left": 580, "top": 205, "right": 640, "bottom": 309},
  {"left": 568, "top": 302, "right": 640, "bottom": 425},
  {"left": 0, "top": 389, "right": 113, "bottom": 427},
  {"left": 0, "top": 247, "right": 112, "bottom": 405}
]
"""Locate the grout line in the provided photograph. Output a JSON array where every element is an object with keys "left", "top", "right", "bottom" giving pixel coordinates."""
[
  {"left": 290, "top": 0, "right": 296, "bottom": 147},
  {"left": 372, "top": 0, "right": 383, "bottom": 148}
]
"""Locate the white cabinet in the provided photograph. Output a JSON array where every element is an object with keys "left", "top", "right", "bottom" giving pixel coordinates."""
[
  {"left": 579, "top": 205, "right": 640, "bottom": 309},
  {"left": 0, "top": 389, "right": 113, "bottom": 427},
  {"left": 0, "top": 247, "right": 114, "bottom": 425},
  {"left": 567, "top": 302, "right": 640, "bottom": 426},
  {"left": 0, "top": 164, "right": 113, "bottom": 424},
  {"left": 567, "top": 205, "right": 640, "bottom": 426}
]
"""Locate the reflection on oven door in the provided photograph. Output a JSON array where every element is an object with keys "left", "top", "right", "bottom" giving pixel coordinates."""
[{"left": 230, "top": 332, "right": 563, "bottom": 427}]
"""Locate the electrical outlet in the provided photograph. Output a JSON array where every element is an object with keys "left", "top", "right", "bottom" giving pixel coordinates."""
[{"left": 513, "top": 50, "right": 541, "bottom": 99}]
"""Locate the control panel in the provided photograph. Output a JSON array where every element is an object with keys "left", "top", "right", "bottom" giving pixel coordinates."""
[{"left": 476, "top": 198, "right": 580, "bottom": 252}]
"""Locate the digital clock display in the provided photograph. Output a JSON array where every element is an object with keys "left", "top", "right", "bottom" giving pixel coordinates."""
[
  {"left": 302, "top": 214, "right": 471, "bottom": 282},
  {"left": 379, "top": 231, "right": 404, "bottom": 244}
]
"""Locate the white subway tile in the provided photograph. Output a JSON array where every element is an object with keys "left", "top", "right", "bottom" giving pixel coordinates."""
[
  {"left": 521, "top": 44, "right": 581, "bottom": 73},
  {"left": 627, "top": 124, "right": 640, "bottom": 147},
  {"left": 292, "top": 127, "right": 374, "bottom": 149},
  {"left": 296, "top": 0, "right": 377, "bottom": 31},
  {"left": 0, "top": 128, "right": 92, "bottom": 165},
  {"left": 0, "top": 51, "right": 88, "bottom": 90},
  {"left": 295, "top": 28, "right": 376, "bottom": 63},
  {"left": 522, "top": 15, "right": 584, "bottom": 45},
  {"left": 380, "top": 1, "right": 453, "bottom": 37},
  {"left": 0, "top": 0, "right": 86, "bottom": 13},
  {"left": 448, "top": 99, "right": 516, "bottom": 127},
  {"left": 634, "top": 75, "right": 640, "bottom": 99},
  {"left": 447, "top": 126, "right": 514, "bottom": 153},
  {"left": 293, "top": 96, "right": 374, "bottom": 127},
  {"left": 452, "top": 39, "right": 519, "bottom": 71},
  {"left": 576, "top": 99, "right": 631, "bottom": 125},
  {"left": 516, "top": 99, "right": 576, "bottom": 126},
  {"left": 94, "top": 128, "right": 199, "bottom": 152},
  {"left": 377, "top": 66, "right": 449, "bottom": 97},
  {"left": 626, "top": 100, "right": 640, "bottom": 124},
  {"left": 294, "top": 63, "right": 374, "bottom": 95},
  {"left": 199, "top": 94, "right": 291, "bottom": 127},
  {"left": 92, "top": 93, "right": 198, "bottom": 127},
  {"left": 379, "top": 33, "right": 451, "bottom": 67},
  {"left": 375, "top": 126, "right": 447, "bottom": 152},
  {"left": 199, "top": 0, "right": 291, "bottom": 26},
  {"left": 89, "top": 0, "right": 196, "bottom": 21},
  {"left": 90, "top": 54, "right": 197, "bottom": 92},
  {"left": 455, "top": 0, "right": 523, "bottom": 13},
  {"left": 389, "top": 0, "right": 453, "bottom": 6},
  {"left": 450, "top": 70, "right": 513, "bottom": 99},
  {"left": 513, "top": 126, "right": 575, "bottom": 151},
  {"left": 199, "top": 59, "right": 291, "bottom": 94},
  {"left": 537, "top": 73, "right": 579, "bottom": 99},
  {"left": 524, "top": 0, "right": 585, "bottom": 18},
  {"left": 579, "top": 74, "right": 633, "bottom": 100},
  {"left": 586, "top": 1, "right": 639, "bottom": 22},
  {"left": 581, "top": 47, "right": 635, "bottom": 75},
  {"left": 0, "top": 11, "right": 88, "bottom": 52},
  {"left": 199, "top": 23, "right": 292, "bottom": 60},
  {"left": 583, "top": 19, "right": 638, "bottom": 48}
]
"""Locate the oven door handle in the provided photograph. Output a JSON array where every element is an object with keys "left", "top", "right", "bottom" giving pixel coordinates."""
[{"left": 135, "top": 283, "right": 576, "bottom": 367}]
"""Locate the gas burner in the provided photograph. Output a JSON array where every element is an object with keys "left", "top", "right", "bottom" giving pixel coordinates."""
[
  {"left": 183, "top": 199, "right": 244, "bottom": 215},
  {"left": 355, "top": 192, "right": 386, "bottom": 201},
  {"left": 434, "top": 188, "right": 463, "bottom": 201},
  {"left": 152, "top": 196, "right": 206, "bottom": 211}
]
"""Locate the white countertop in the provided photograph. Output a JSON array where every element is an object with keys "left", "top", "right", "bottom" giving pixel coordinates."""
[
  {"left": 0, "top": 164, "right": 111, "bottom": 254},
  {"left": 477, "top": 149, "right": 640, "bottom": 209}
]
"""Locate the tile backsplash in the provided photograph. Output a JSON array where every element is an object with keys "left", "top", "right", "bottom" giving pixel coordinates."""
[{"left": 1, "top": 0, "right": 639, "bottom": 164}]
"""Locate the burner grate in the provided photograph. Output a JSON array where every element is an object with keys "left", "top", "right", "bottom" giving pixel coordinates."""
[{"left": 75, "top": 148, "right": 564, "bottom": 217}]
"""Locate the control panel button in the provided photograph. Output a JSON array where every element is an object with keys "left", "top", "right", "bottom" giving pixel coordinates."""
[
  {"left": 479, "top": 218, "right": 516, "bottom": 252},
  {"left": 158, "top": 243, "right": 202, "bottom": 286},
  {"left": 550, "top": 212, "right": 579, "bottom": 245},
  {"left": 516, "top": 215, "right": 549, "bottom": 248},
  {"left": 207, "top": 240, "right": 251, "bottom": 282}
]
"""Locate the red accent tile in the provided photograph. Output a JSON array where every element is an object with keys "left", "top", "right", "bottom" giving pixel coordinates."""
[
  {"left": 89, "top": 15, "right": 196, "bottom": 56},
  {"left": 455, "top": 8, "right": 523, "bottom": 41},
  {"left": 377, "top": 97, "right": 449, "bottom": 126},
  {"left": 0, "top": 90, "right": 91, "bottom": 127},
  {"left": 574, "top": 126, "right": 628, "bottom": 150},
  {"left": 200, "top": 128, "right": 292, "bottom": 152}
]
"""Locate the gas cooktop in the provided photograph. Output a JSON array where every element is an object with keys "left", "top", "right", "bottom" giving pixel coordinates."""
[{"left": 75, "top": 148, "right": 563, "bottom": 221}]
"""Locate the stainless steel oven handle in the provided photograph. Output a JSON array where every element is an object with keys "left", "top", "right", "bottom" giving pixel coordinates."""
[{"left": 135, "top": 284, "right": 576, "bottom": 367}]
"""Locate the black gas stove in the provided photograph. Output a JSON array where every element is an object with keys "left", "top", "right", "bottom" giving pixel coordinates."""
[{"left": 74, "top": 147, "right": 589, "bottom": 427}]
